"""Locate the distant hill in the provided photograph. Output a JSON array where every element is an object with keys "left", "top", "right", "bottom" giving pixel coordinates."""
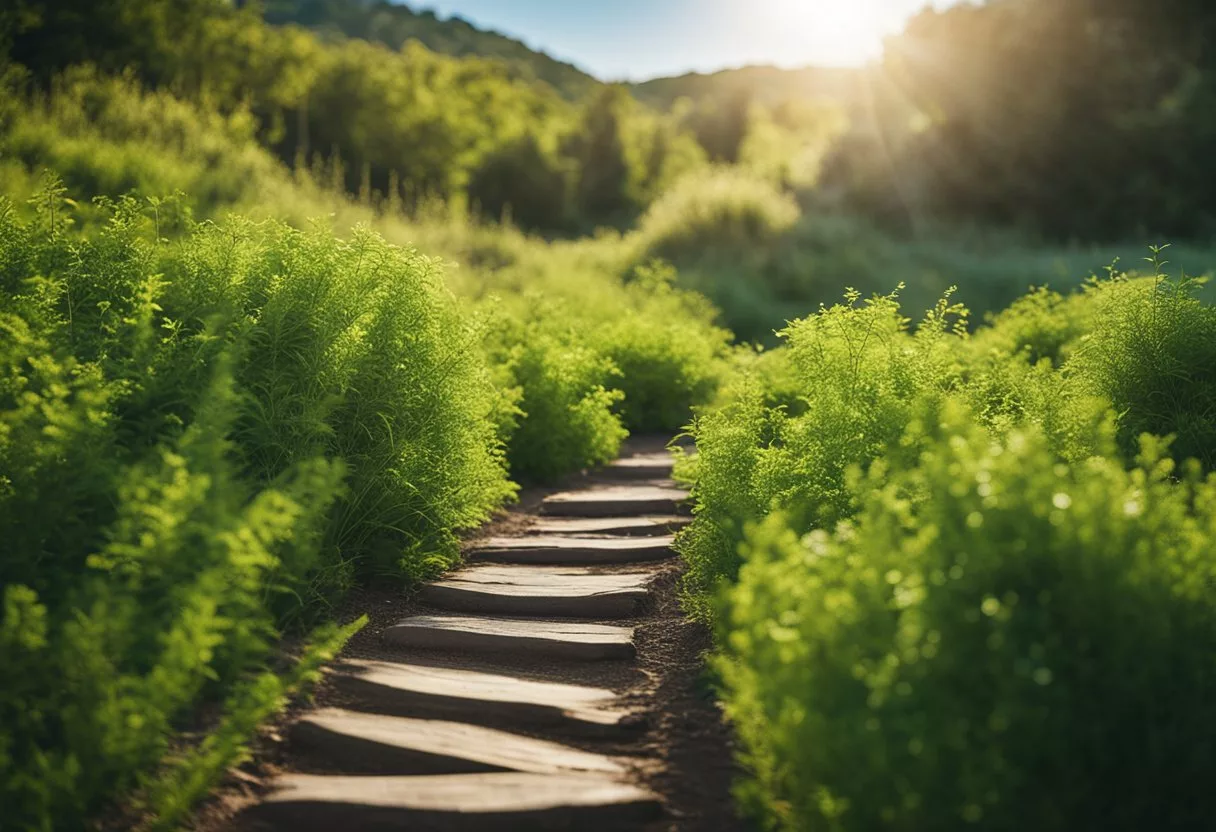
[
  {"left": 260, "top": 3, "right": 874, "bottom": 125},
  {"left": 262, "top": 0, "right": 601, "bottom": 100},
  {"left": 631, "top": 64, "right": 868, "bottom": 111}
]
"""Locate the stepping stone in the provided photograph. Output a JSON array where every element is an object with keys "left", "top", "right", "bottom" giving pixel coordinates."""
[
  {"left": 527, "top": 516, "right": 691, "bottom": 537},
  {"left": 384, "top": 615, "right": 636, "bottom": 661},
  {"left": 290, "top": 708, "right": 639, "bottom": 776},
  {"left": 244, "top": 772, "right": 663, "bottom": 831},
  {"left": 542, "top": 485, "right": 689, "bottom": 518},
  {"left": 470, "top": 535, "right": 675, "bottom": 565},
  {"left": 332, "top": 660, "right": 640, "bottom": 737},
  {"left": 598, "top": 452, "right": 676, "bottom": 481},
  {"left": 419, "top": 565, "right": 654, "bottom": 619}
]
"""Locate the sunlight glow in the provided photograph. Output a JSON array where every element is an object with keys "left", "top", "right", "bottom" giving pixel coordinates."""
[{"left": 738, "top": 0, "right": 926, "bottom": 67}]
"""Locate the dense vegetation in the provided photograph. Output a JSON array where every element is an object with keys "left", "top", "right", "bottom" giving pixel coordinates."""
[
  {"left": 262, "top": 0, "right": 599, "bottom": 99},
  {"left": 3, "top": 0, "right": 707, "bottom": 234},
  {"left": 678, "top": 262, "right": 1216, "bottom": 830},
  {"left": 5, "top": 0, "right": 1216, "bottom": 829},
  {"left": 0, "top": 4, "right": 736, "bottom": 827}
]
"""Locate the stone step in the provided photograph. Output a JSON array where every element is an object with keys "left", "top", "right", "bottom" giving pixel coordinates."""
[
  {"left": 384, "top": 615, "right": 636, "bottom": 661},
  {"left": 418, "top": 565, "right": 655, "bottom": 619},
  {"left": 541, "top": 485, "right": 689, "bottom": 518},
  {"left": 290, "top": 708, "right": 641, "bottom": 777},
  {"left": 526, "top": 516, "right": 691, "bottom": 537},
  {"left": 471, "top": 535, "right": 675, "bottom": 565},
  {"left": 243, "top": 772, "right": 663, "bottom": 831},
  {"left": 332, "top": 660, "right": 640, "bottom": 738},
  {"left": 597, "top": 452, "right": 675, "bottom": 481}
]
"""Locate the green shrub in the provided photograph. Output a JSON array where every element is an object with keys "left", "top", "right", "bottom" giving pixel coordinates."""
[
  {"left": 679, "top": 288, "right": 965, "bottom": 615},
  {"left": 159, "top": 218, "right": 516, "bottom": 589},
  {"left": 596, "top": 263, "right": 732, "bottom": 432},
  {"left": 1066, "top": 269, "right": 1216, "bottom": 469},
  {"left": 0, "top": 68, "right": 303, "bottom": 218},
  {"left": 488, "top": 299, "right": 628, "bottom": 482},
  {"left": 967, "top": 285, "right": 1094, "bottom": 368},
  {"left": 719, "top": 402, "right": 1216, "bottom": 831},
  {"left": 637, "top": 166, "right": 799, "bottom": 263},
  {"left": 0, "top": 190, "right": 515, "bottom": 827},
  {"left": 0, "top": 357, "right": 349, "bottom": 829}
]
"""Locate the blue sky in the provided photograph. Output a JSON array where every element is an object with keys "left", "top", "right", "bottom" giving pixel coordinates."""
[{"left": 414, "top": 0, "right": 955, "bottom": 81}]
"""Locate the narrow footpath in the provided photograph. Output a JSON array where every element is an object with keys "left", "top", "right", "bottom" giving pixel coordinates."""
[{"left": 221, "top": 438, "right": 743, "bottom": 831}]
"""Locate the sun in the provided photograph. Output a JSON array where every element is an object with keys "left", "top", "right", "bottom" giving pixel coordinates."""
[{"left": 753, "top": 0, "right": 899, "bottom": 66}]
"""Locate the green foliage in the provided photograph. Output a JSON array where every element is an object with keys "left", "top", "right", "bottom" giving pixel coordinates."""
[
  {"left": 0, "top": 191, "right": 515, "bottom": 828},
  {"left": 679, "top": 287, "right": 965, "bottom": 616},
  {"left": 687, "top": 262, "right": 1216, "bottom": 831},
  {"left": 142, "top": 615, "right": 364, "bottom": 829},
  {"left": 488, "top": 300, "right": 627, "bottom": 483},
  {"left": 567, "top": 86, "right": 644, "bottom": 226},
  {"left": 639, "top": 167, "right": 800, "bottom": 262},
  {"left": 468, "top": 133, "right": 573, "bottom": 231},
  {"left": 719, "top": 406, "right": 1216, "bottom": 831},
  {"left": 0, "top": 367, "right": 348, "bottom": 829},
  {"left": 1067, "top": 266, "right": 1216, "bottom": 469},
  {"left": 167, "top": 218, "right": 516, "bottom": 588},
  {"left": 967, "top": 286, "right": 1093, "bottom": 368},
  {"left": 596, "top": 262, "right": 732, "bottom": 432},
  {"left": 0, "top": 68, "right": 318, "bottom": 219},
  {"left": 262, "top": 0, "right": 599, "bottom": 100}
]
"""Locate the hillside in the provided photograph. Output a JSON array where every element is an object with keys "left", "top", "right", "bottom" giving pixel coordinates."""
[
  {"left": 262, "top": 0, "right": 600, "bottom": 99},
  {"left": 261, "top": 2, "right": 870, "bottom": 115},
  {"left": 630, "top": 64, "right": 867, "bottom": 110}
]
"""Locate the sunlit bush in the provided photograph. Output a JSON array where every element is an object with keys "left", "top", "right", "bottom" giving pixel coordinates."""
[
  {"left": 1066, "top": 270, "right": 1216, "bottom": 470},
  {"left": 596, "top": 263, "right": 732, "bottom": 432},
  {"left": 486, "top": 298, "right": 627, "bottom": 483},
  {"left": 679, "top": 288, "right": 965, "bottom": 616},
  {"left": 720, "top": 403, "right": 1216, "bottom": 831},
  {"left": 637, "top": 166, "right": 799, "bottom": 263},
  {"left": 0, "top": 192, "right": 514, "bottom": 827}
]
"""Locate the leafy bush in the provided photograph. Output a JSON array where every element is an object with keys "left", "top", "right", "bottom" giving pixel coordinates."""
[
  {"left": 162, "top": 217, "right": 516, "bottom": 588},
  {"left": 0, "top": 190, "right": 515, "bottom": 828},
  {"left": 596, "top": 263, "right": 732, "bottom": 432},
  {"left": 679, "top": 288, "right": 965, "bottom": 616},
  {"left": 0, "top": 350, "right": 350, "bottom": 828},
  {"left": 637, "top": 166, "right": 799, "bottom": 263},
  {"left": 488, "top": 300, "right": 627, "bottom": 483},
  {"left": 0, "top": 68, "right": 308, "bottom": 218},
  {"left": 967, "top": 285, "right": 1094, "bottom": 368},
  {"left": 1066, "top": 269, "right": 1216, "bottom": 469},
  {"left": 719, "top": 403, "right": 1216, "bottom": 831},
  {"left": 688, "top": 263, "right": 1216, "bottom": 831}
]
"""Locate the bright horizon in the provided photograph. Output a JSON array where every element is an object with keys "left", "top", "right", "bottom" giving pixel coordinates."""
[{"left": 411, "top": 0, "right": 958, "bottom": 81}]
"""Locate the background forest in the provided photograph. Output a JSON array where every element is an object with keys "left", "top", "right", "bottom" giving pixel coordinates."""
[
  {"left": 3, "top": 1, "right": 1216, "bottom": 830},
  {"left": 6, "top": 0, "right": 1216, "bottom": 341}
]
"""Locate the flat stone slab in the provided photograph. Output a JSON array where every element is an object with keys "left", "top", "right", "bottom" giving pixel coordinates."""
[
  {"left": 598, "top": 452, "right": 675, "bottom": 480},
  {"left": 245, "top": 772, "right": 662, "bottom": 831},
  {"left": 419, "top": 565, "right": 654, "bottom": 618},
  {"left": 291, "top": 708, "right": 638, "bottom": 776},
  {"left": 527, "top": 516, "right": 691, "bottom": 537},
  {"left": 541, "top": 485, "right": 689, "bottom": 518},
  {"left": 470, "top": 535, "right": 675, "bottom": 566},
  {"left": 384, "top": 615, "right": 636, "bottom": 661},
  {"left": 332, "top": 660, "right": 639, "bottom": 737}
]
